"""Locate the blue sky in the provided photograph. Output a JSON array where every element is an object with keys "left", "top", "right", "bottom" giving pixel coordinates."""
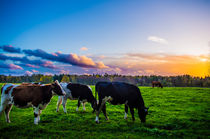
[{"left": 0, "top": 0, "right": 209, "bottom": 76}]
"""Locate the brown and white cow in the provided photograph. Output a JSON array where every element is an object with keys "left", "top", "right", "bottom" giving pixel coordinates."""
[
  {"left": 20, "top": 82, "right": 41, "bottom": 86},
  {"left": 0, "top": 80, "right": 65, "bottom": 125}
]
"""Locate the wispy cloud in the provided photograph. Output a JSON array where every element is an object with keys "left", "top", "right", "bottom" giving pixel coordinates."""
[
  {"left": 0, "top": 54, "right": 57, "bottom": 69},
  {"left": 22, "top": 48, "right": 108, "bottom": 69},
  {"left": 0, "top": 62, "right": 23, "bottom": 70},
  {"left": 32, "top": 69, "right": 38, "bottom": 73},
  {"left": 25, "top": 71, "right": 33, "bottom": 75},
  {"left": 26, "top": 64, "right": 39, "bottom": 68},
  {"left": 0, "top": 45, "right": 108, "bottom": 69},
  {"left": 23, "top": 49, "right": 108, "bottom": 69},
  {"left": 148, "top": 36, "right": 168, "bottom": 44},
  {"left": 0, "top": 45, "right": 21, "bottom": 53},
  {"left": 80, "top": 47, "right": 88, "bottom": 51}
]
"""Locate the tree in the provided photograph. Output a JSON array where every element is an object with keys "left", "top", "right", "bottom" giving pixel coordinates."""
[
  {"left": 61, "top": 75, "right": 70, "bottom": 82},
  {"left": 40, "top": 75, "right": 53, "bottom": 84}
]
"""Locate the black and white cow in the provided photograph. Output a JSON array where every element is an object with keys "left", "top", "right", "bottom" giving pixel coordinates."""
[
  {"left": 56, "top": 82, "right": 97, "bottom": 113},
  {"left": 0, "top": 80, "right": 65, "bottom": 124},
  {"left": 95, "top": 81, "right": 149, "bottom": 123}
]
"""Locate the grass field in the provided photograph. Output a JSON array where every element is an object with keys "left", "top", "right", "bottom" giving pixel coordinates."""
[{"left": 0, "top": 83, "right": 209, "bottom": 138}]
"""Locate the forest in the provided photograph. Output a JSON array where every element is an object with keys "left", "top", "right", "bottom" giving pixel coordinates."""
[{"left": 0, "top": 74, "right": 209, "bottom": 87}]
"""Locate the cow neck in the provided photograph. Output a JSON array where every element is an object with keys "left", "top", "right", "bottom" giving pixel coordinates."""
[
  {"left": 139, "top": 96, "right": 145, "bottom": 109},
  {"left": 43, "top": 84, "right": 53, "bottom": 97}
]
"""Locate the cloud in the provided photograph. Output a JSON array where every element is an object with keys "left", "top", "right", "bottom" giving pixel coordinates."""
[
  {"left": 126, "top": 53, "right": 209, "bottom": 64},
  {"left": 148, "top": 36, "right": 168, "bottom": 44},
  {"left": 42, "top": 61, "right": 57, "bottom": 69},
  {"left": 9, "top": 64, "right": 23, "bottom": 70},
  {"left": 26, "top": 64, "right": 39, "bottom": 68},
  {"left": 109, "top": 53, "right": 209, "bottom": 77},
  {"left": 80, "top": 47, "right": 88, "bottom": 51},
  {"left": 32, "top": 69, "right": 38, "bottom": 73},
  {"left": 0, "top": 62, "right": 23, "bottom": 70},
  {"left": 0, "top": 54, "right": 57, "bottom": 69},
  {"left": 0, "top": 45, "right": 21, "bottom": 53},
  {"left": 25, "top": 71, "right": 33, "bottom": 75},
  {"left": 59, "top": 69, "right": 70, "bottom": 74},
  {"left": 1, "top": 45, "right": 108, "bottom": 69},
  {"left": 95, "top": 61, "right": 109, "bottom": 69},
  {"left": 23, "top": 49, "right": 108, "bottom": 69}
]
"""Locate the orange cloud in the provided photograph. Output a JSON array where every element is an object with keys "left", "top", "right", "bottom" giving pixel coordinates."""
[
  {"left": 70, "top": 53, "right": 108, "bottom": 69},
  {"left": 80, "top": 47, "right": 88, "bottom": 51},
  {"left": 106, "top": 53, "right": 209, "bottom": 77}
]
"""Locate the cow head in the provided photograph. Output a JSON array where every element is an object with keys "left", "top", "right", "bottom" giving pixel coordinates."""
[
  {"left": 138, "top": 107, "right": 149, "bottom": 123},
  {"left": 51, "top": 80, "right": 66, "bottom": 96}
]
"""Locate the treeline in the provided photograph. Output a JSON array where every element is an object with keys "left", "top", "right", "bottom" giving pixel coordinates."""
[{"left": 0, "top": 74, "right": 209, "bottom": 87}]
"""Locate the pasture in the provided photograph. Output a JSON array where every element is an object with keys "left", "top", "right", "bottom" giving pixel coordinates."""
[{"left": 0, "top": 83, "right": 209, "bottom": 138}]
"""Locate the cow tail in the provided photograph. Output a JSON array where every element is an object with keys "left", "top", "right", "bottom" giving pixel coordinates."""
[
  {"left": 95, "top": 84, "right": 98, "bottom": 101},
  {"left": 95, "top": 85, "right": 97, "bottom": 100}
]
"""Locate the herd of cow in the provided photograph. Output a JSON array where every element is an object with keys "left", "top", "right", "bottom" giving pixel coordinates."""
[{"left": 0, "top": 80, "right": 160, "bottom": 125}]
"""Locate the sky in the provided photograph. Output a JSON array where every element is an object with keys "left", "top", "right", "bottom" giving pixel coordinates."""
[{"left": 0, "top": 0, "right": 210, "bottom": 77}]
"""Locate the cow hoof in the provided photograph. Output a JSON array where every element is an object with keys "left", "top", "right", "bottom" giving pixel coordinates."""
[
  {"left": 6, "top": 121, "right": 11, "bottom": 123},
  {"left": 105, "top": 118, "right": 109, "bottom": 121},
  {"left": 96, "top": 121, "right": 100, "bottom": 124}
]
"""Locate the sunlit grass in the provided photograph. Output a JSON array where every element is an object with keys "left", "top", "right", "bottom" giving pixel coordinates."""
[{"left": 0, "top": 84, "right": 209, "bottom": 138}]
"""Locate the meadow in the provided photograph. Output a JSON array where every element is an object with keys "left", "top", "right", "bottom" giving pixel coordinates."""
[{"left": 0, "top": 83, "right": 209, "bottom": 138}]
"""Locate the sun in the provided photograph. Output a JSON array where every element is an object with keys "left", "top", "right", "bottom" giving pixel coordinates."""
[{"left": 200, "top": 58, "right": 207, "bottom": 62}]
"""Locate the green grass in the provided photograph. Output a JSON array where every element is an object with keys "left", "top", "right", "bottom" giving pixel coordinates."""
[{"left": 0, "top": 83, "right": 210, "bottom": 138}]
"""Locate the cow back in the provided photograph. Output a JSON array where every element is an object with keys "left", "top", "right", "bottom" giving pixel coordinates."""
[
  {"left": 67, "top": 83, "right": 94, "bottom": 101},
  {"left": 11, "top": 85, "right": 53, "bottom": 107}
]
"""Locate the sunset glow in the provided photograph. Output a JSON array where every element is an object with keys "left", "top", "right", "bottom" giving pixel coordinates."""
[{"left": 0, "top": 0, "right": 209, "bottom": 77}]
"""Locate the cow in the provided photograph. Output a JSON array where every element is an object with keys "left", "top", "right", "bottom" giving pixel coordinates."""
[
  {"left": 95, "top": 81, "right": 149, "bottom": 123},
  {"left": 152, "top": 81, "right": 163, "bottom": 88},
  {"left": 56, "top": 82, "right": 97, "bottom": 113},
  {"left": 20, "top": 82, "right": 41, "bottom": 86},
  {"left": 0, "top": 80, "right": 65, "bottom": 125}
]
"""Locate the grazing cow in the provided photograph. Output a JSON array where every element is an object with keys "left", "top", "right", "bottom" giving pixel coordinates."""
[
  {"left": 21, "top": 82, "right": 41, "bottom": 86},
  {"left": 56, "top": 82, "right": 97, "bottom": 113},
  {"left": 152, "top": 81, "right": 163, "bottom": 88},
  {"left": 0, "top": 80, "right": 65, "bottom": 125},
  {"left": 95, "top": 81, "right": 149, "bottom": 123}
]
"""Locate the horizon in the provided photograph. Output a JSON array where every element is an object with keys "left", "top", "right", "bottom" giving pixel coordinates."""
[{"left": 0, "top": 0, "right": 210, "bottom": 77}]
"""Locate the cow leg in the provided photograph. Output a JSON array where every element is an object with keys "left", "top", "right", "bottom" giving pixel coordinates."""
[
  {"left": 124, "top": 105, "right": 128, "bottom": 119},
  {"left": 56, "top": 96, "right": 62, "bottom": 112},
  {"left": 4, "top": 104, "right": 13, "bottom": 123},
  {"left": 0, "top": 99, "right": 8, "bottom": 116},
  {"left": 82, "top": 102, "right": 86, "bottom": 111},
  {"left": 62, "top": 96, "right": 68, "bottom": 113},
  {"left": 95, "top": 97, "right": 108, "bottom": 123},
  {"left": 34, "top": 107, "right": 40, "bottom": 125},
  {"left": 76, "top": 100, "right": 81, "bottom": 111},
  {"left": 102, "top": 104, "right": 108, "bottom": 120},
  {"left": 129, "top": 107, "right": 135, "bottom": 121},
  {"left": 95, "top": 100, "right": 102, "bottom": 123},
  {"left": 38, "top": 110, "right": 42, "bottom": 122}
]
